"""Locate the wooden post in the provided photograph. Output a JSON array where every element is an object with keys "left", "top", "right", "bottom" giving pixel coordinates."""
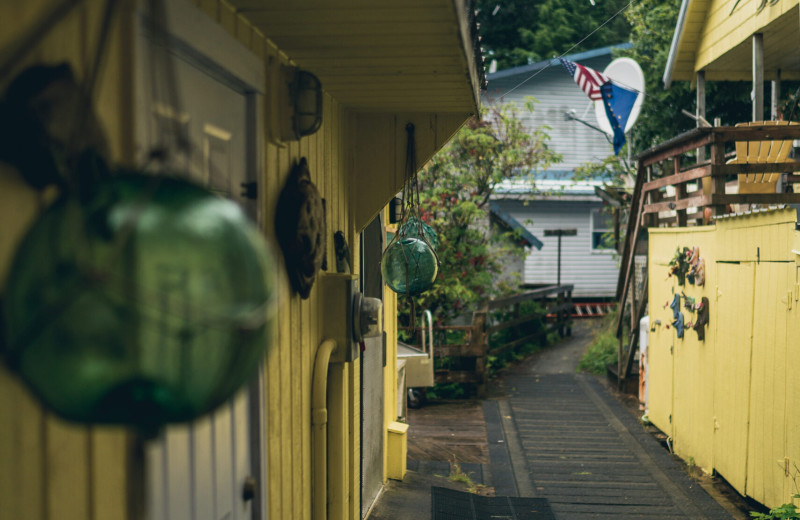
[
  {"left": 566, "top": 288, "right": 572, "bottom": 337},
  {"left": 772, "top": 69, "right": 781, "bottom": 121},
  {"left": 697, "top": 70, "right": 706, "bottom": 163},
  {"left": 556, "top": 290, "right": 565, "bottom": 337},
  {"left": 711, "top": 136, "right": 727, "bottom": 216},
  {"left": 753, "top": 33, "right": 764, "bottom": 122},
  {"left": 674, "top": 157, "right": 687, "bottom": 227},
  {"left": 471, "top": 306, "right": 488, "bottom": 398}
]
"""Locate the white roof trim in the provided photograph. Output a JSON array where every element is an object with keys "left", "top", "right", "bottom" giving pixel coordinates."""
[{"left": 663, "top": 0, "right": 691, "bottom": 89}]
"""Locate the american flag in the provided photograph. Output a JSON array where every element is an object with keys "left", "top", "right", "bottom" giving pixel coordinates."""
[{"left": 558, "top": 57, "right": 609, "bottom": 101}]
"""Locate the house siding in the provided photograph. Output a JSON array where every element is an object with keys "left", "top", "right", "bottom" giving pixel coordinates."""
[
  {"left": 486, "top": 53, "right": 618, "bottom": 171},
  {"left": 0, "top": 2, "right": 474, "bottom": 520},
  {"left": 499, "top": 200, "right": 619, "bottom": 298}
]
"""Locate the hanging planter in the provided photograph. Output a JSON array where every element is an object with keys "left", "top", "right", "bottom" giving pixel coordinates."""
[
  {"left": 381, "top": 123, "right": 439, "bottom": 296},
  {"left": 2, "top": 173, "right": 277, "bottom": 428}
]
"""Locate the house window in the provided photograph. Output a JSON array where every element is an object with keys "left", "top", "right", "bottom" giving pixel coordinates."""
[{"left": 590, "top": 209, "right": 614, "bottom": 252}]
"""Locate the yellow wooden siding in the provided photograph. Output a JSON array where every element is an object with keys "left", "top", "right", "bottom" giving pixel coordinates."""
[
  {"left": 784, "top": 261, "right": 800, "bottom": 503},
  {"left": 1, "top": 1, "right": 470, "bottom": 519},
  {"left": 0, "top": 1, "right": 134, "bottom": 519},
  {"left": 647, "top": 209, "right": 799, "bottom": 509},
  {"left": 713, "top": 261, "right": 754, "bottom": 492},
  {"left": 695, "top": 0, "right": 797, "bottom": 74},
  {"left": 647, "top": 233, "right": 677, "bottom": 440},
  {"left": 648, "top": 227, "right": 716, "bottom": 473},
  {"left": 747, "top": 261, "right": 793, "bottom": 506}
]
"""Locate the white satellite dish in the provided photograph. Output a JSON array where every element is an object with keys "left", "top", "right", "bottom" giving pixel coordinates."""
[{"left": 593, "top": 57, "right": 645, "bottom": 136}]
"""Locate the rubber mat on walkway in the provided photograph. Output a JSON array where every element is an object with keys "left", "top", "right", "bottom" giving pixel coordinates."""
[{"left": 431, "top": 486, "right": 556, "bottom": 520}]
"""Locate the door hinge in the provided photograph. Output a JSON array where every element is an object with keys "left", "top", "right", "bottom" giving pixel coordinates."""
[
  {"left": 241, "top": 181, "right": 258, "bottom": 200},
  {"left": 669, "top": 414, "right": 672, "bottom": 423}
]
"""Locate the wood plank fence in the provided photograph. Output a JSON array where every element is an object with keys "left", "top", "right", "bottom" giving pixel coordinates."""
[{"left": 402, "top": 285, "right": 573, "bottom": 397}]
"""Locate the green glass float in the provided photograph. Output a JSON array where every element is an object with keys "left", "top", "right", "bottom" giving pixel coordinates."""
[
  {"left": 2, "top": 173, "right": 276, "bottom": 429},
  {"left": 381, "top": 218, "right": 439, "bottom": 296}
]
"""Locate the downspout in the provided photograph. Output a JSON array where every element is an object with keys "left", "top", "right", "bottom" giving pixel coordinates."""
[{"left": 312, "top": 339, "right": 337, "bottom": 520}]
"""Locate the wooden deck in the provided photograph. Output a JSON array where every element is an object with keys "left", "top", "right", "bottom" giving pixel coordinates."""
[{"left": 407, "top": 400, "right": 489, "bottom": 464}]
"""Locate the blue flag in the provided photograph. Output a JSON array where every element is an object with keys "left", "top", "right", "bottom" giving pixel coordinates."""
[{"left": 600, "top": 82, "right": 638, "bottom": 155}]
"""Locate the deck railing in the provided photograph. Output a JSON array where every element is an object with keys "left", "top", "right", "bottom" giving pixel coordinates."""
[
  {"left": 616, "top": 124, "right": 800, "bottom": 384},
  {"left": 402, "top": 284, "right": 573, "bottom": 396}
]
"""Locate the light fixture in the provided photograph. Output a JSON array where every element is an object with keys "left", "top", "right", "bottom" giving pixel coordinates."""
[{"left": 278, "top": 66, "right": 323, "bottom": 141}]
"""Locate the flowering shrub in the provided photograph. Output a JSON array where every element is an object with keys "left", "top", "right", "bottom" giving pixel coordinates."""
[{"left": 398, "top": 99, "right": 560, "bottom": 330}]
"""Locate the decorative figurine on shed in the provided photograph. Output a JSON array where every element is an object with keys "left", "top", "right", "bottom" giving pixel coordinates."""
[{"left": 275, "top": 157, "right": 327, "bottom": 299}]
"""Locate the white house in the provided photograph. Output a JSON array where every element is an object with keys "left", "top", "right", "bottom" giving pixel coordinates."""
[{"left": 487, "top": 44, "right": 631, "bottom": 298}]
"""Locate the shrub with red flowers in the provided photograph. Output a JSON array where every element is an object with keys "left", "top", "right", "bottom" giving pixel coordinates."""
[{"left": 398, "top": 100, "right": 560, "bottom": 329}]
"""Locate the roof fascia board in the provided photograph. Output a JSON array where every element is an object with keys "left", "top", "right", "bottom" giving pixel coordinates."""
[
  {"left": 664, "top": 0, "right": 691, "bottom": 89},
  {"left": 487, "top": 42, "right": 632, "bottom": 81}
]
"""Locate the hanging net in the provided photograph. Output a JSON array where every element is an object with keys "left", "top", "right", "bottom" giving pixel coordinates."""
[{"left": 381, "top": 123, "right": 439, "bottom": 296}]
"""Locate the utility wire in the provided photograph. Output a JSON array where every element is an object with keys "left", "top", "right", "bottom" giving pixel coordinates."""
[{"left": 492, "top": 0, "right": 637, "bottom": 101}]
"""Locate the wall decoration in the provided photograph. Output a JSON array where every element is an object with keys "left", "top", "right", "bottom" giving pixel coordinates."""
[
  {"left": 334, "top": 230, "right": 351, "bottom": 274},
  {"left": 380, "top": 123, "right": 439, "bottom": 296},
  {"left": 672, "top": 311, "right": 685, "bottom": 339},
  {"left": 275, "top": 157, "right": 326, "bottom": 299},
  {"left": 693, "top": 297, "right": 709, "bottom": 341},
  {"left": 3, "top": 174, "right": 277, "bottom": 428},
  {"left": 668, "top": 247, "right": 690, "bottom": 285}
]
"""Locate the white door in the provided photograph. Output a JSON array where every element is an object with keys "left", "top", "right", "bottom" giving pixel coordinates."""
[
  {"left": 360, "top": 215, "right": 385, "bottom": 517},
  {"left": 135, "top": 2, "right": 266, "bottom": 519}
]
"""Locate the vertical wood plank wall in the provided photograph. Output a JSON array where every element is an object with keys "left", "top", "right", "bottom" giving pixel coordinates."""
[
  {"left": 0, "top": 1, "right": 471, "bottom": 519},
  {"left": 0, "top": 1, "right": 135, "bottom": 519},
  {"left": 647, "top": 208, "right": 799, "bottom": 509}
]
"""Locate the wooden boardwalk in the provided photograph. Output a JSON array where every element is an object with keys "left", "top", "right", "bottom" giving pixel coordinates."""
[{"left": 505, "top": 372, "right": 734, "bottom": 520}]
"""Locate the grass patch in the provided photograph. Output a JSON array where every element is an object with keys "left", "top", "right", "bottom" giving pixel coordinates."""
[
  {"left": 448, "top": 457, "right": 486, "bottom": 494},
  {"left": 577, "top": 307, "right": 620, "bottom": 374}
]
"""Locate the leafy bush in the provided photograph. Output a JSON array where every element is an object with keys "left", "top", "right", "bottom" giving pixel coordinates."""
[
  {"left": 750, "top": 497, "right": 800, "bottom": 519},
  {"left": 577, "top": 307, "right": 620, "bottom": 374}
]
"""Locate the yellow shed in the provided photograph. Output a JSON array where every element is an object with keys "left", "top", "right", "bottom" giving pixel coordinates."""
[
  {"left": 0, "top": 1, "right": 483, "bottom": 520},
  {"left": 647, "top": 207, "right": 800, "bottom": 510}
]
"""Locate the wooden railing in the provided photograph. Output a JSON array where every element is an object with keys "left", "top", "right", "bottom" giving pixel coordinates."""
[
  {"left": 615, "top": 124, "right": 800, "bottom": 385},
  {"left": 403, "top": 284, "right": 573, "bottom": 397}
]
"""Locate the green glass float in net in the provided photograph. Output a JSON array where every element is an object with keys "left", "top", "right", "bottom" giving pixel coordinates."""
[
  {"left": 380, "top": 123, "right": 440, "bottom": 297},
  {"left": 2, "top": 173, "right": 276, "bottom": 428},
  {"left": 381, "top": 216, "right": 439, "bottom": 296}
]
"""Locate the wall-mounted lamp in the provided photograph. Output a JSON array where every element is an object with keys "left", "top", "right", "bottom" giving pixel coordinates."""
[
  {"left": 389, "top": 196, "right": 403, "bottom": 224},
  {"left": 278, "top": 66, "right": 323, "bottom": 141}
]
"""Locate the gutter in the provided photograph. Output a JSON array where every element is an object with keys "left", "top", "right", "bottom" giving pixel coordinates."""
[
  {"left": 312, "top": 339, "right": 338, "bottom": 520},
  {"left": 663, "top": 0, "right": 691, "bottom": 89}
]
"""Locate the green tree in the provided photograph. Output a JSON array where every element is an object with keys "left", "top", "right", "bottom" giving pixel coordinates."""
[
  {"left": 618, "top": 0, "right": 750, "bottom": 153},
  {"left": 476, "top": 0, "right": 632, "bottom": 70},
  {"left": 398, "top": 100, "right": 560, "bottom": 327}
]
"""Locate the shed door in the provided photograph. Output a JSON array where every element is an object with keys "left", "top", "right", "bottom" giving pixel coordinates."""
[
  {"left": 361, "top": 215, "right": 385, "bottom": 517},
  {"left": 136, "top": 3, "right": 264, "bottom": 520},
  {"left": 713, "top": 261, "right": 754, "bottom": 493}
]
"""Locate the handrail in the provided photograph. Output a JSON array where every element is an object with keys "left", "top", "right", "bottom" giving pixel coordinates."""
[
  {"left": 421, "top": 310, "right": 433, "bottom": 356},
  {"left": 615, "top": 122, "right": 800, "bottom": 382}
]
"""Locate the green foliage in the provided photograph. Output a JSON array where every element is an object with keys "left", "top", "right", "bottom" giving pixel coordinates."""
[
  {"left": 485, "top": 300, "right": 547, "bottom": 375},
  {"left": 750, "top": 497, "right": 800, "bottom": 519},
  {"left": 577, "top": 308, "right": 620, "bottom": 374},
  {"left": 617, "top": 0, "right": 751, "bottom": 153},
  {"left": 475, "top": 0, "right": 632, "bottom": 69},
  {"left": 397, "top": 100, "right": 560, "bottom": 328}
]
